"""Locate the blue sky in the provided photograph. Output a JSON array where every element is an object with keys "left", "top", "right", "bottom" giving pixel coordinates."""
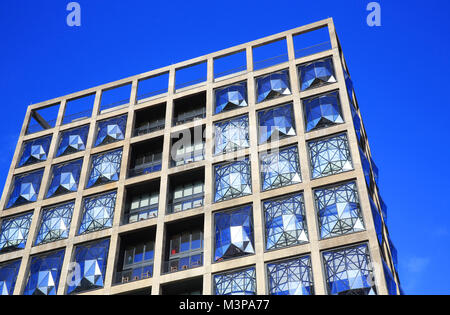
[{"left": 0, "top": 0, "right": 449, "bottom": 295}]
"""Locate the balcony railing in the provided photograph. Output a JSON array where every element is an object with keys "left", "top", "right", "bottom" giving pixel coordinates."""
[
  {"left": 171, "top": 150, "right": 205, "bottom": 167},
  {"left": 163, "top": 253, "right": 203, "bottom": 274},
  {"left": 174, "top": 108, "right": 206, "bottom": 126},
  {"left": 168, "top": 195, "right": 204, "bottom": 214},
  {"left": 133, "top": 121, "right": 165, "bottom": 137},
  {"left": 128, "top": 161, "right": 162, "bottom": 178},
  {"left": 124, "top": 206, "right": 158, "bottom": 224},
  {"left": 115, "top": 264, "right": 153, "bottom": 285}
]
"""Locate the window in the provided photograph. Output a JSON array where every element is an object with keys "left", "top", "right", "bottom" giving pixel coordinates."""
[
  {"left": 172, "top": 139, "right": 205, "bottom": 167},
  {"left": 6, "top": 169, "right": 44, "bottom": 209},
  {"left": 322, "top": 243, "right": 377, "bottom": 295},
  {"left": 0, "top": 260, "right": 21, "bottom": 296},
  {"left": 308, "top": 133, "right": 353, "bottom": 179},
  {"left": 0, "top": 212, "right": 33, "bottom": 253},
  {"left": 78, "top": 191, "right": 116, "bottom": 235},
  {"left": 35, "top": 202, "right": 74, "bottom": 245},
  {"left": 264, "top": 193, "right": 308, "bottom": 250},
  {"left": 46, "top": 159, "right": 83, "bottom": 198},
  {"left": 166, "top": 230, "right": 203, "bottom": 273},
  {"left": 87, "top": 149, "right": 122, "bottom": 188},
  {"left": 260, "top": 146, "right": 302, "bottom": 191},
  {"left": 67, "top": 239, "right": 110, "bottom": 294},
  {"left": 303, "top": 91, "right": 344, "bottom": 132},
  {"left": 214, "top": 82, "right": 248, "bottom": 114},
  {"left": 214, "top": 267, "right": 256, "bottom": 295},
  {"left": 214, "top": 115, "right": 249, "bottom": 155},
  {"left": 56, "top": 125, "right": 89, "bottom": 157},
  {"left": 258, "top": 103, "right": 296, "bottom": 144},
  {"left": 214, "top": 158, "right": 252, "bottom": 202},
  {"left": 127, "top": 192, "right": 159, "bottom": 223},
  {"left": 298, "top": 57, "right": 336, "bottom": 91},
  {"left": 170, "top": 181, "right": 204, "bottom": 213},
  {"left": 95, "top": 115, "right": 127, "bottom": 147},
  {"left": 314, "top": 182, "right": 365, "bottom": 239},
  {"left": 122, "top": 241, "right": 154, "bottom": 280},
  {"left": 23, "top": 250, "right": 65, "bottom": 295},
  {"left": 267, "top": 256, "right": 314, "bottom": 295},
  {"left": 256, "top": 70, "right": 291, "bottom": 103},
  {"left": 214, "top": 205, "right": 254, "bottom": 262},
  {"left": 17, "top": 135, "right": 52, "bottom": 167}
]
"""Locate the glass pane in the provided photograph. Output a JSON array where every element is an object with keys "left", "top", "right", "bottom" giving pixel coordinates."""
[
  {"left": 131, "top": 198, "right": 140, "bottom": 210},
  {"left": 174, "top": 188, "right": 183, "bottom": 199},
  {"left": 180, "top": 256, "right": 190, "bottom": 269},
  {"left": 150, "top": 194, "right": 159, "bottom": 205},
  {"left": 129, "top": 214, "right": 138, "bottom": 223},
  {"left": 144, "top": 242, "right": 154, "bottom": 261},
  {"left": 183, "top": 201, "right": 192, "bottom": 211},
  {"left": 184, "top": 185, "right": 193, "bottom": 196},
  {"left": 180, "top": 233, "right": 190, "bottom": 252},
  {"left": 193, "top": 198, "right": 203, "bottom": 208},
  {"left": 173, "top": 203, "right": 182, "bottom": 212},
  {"left": 124, "top": 249, "right": 134, "bottom": 266},
  {"left": 134, "top": 245, "right": 144, "bottom": 263},
  {"left": 171, "top": 237, "right": 180, "bottom": 255},
  {"left": 140, "top": 194, "right": 149, "bottom": 207},
  {"left": 193, "top": 183, "right": 203, "bottom": 194},
  {"left": 191, "top": 231, "right": 201, "bottom": 250}
]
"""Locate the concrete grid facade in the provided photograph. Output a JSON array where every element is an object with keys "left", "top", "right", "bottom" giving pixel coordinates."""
[{"left": 0, "top": 18, "right": 401, "bottom": 295}]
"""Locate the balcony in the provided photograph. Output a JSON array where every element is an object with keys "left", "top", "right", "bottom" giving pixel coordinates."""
[
  {"left": 173, "top": 92, "right": 206, "bottom": 126},
  {"left": 167, "top": 169, "right": 205, "bottom": 214},
  {"left": 128, "top": 137, "right": 163, "bottom": 178},
  {"left": 123, "top": 180, "right": 160, "bottom": 225},
  {"left": 133, "top": 104, "right": 166, "bottom": 137}
]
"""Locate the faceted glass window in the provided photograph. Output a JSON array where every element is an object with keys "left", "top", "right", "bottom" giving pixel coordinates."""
[
  {"left": 258, "top": 103, "right": 296, "bottom": 144},
  {"left": 260, "top": 145, "right": 302, "bottom": 191},
  {"left": 350, "top": 104, "right": 362, "bottom": 144},
  {"left": 214, "top": 115, "right": 249, "bottom": 155},
  {"left": 343, "top": 68, "right": 354, "bottom": 106},
  {"left": 264, "top": 193, "right": 308, "bottom": 250},
  {"left": 87, "top": 148, "right": 123, "bottom": 188},
  {"left": 323, "top": 243, "right": 377, "bottom": 295},
  {"left": 370, "top": 197, "right": 383, "bottom": 246},
  {"left": 0, "top": 212, "right": 33, "bottom": 253},
  {"left": 256, "top": 70, "right": 291, "bottom": 103},
  {"left": 388, "top": 236, "right": 398, "bottom": 271},
  {"left": 6, "top": 169, "right": 44, "bottom": 209},
  {"left": 0, "top": 260, "right": 21, "bottom": 295},
  {"left": 267, "top": 256, "right": 314, "bottom": 295},
  {"left": 78, "top": 191, "right": 116, "bottom": 235},
  {"left": 56, "top": 125, "right": 89, "bottom": 157},
  {"left": 46, "top": 159, "right": 83, "bottom": 198},
  {"left": 214, "top": 267, "right": 256, "bottom": 295},
  {"left": 303, "top": 91, "right": 344, "bottom": 132},
  {"left": 383, "top": 261, "right": 397, "bottom": 295},
  {"left": 299, "top": 57, "right": 336, "bottom": 91},
  {"left": 214, "top": 206, "right": 254, "bottom": 262},
  {"left": 308, "top": 133, "right": 353, "bottom": 179},
  {"left": 17, "top": 135, "right": 52, "bottom": 167},
  {"left": 215, "top": 82, "right": 248, "bottom": 114},
  {"left": 95, "top": 115, "right": 127, "bottom": 147},
  {"left": 214, "top": 158, "right": 252, "bottom": 202},
  {"left": 23, "top": 249, "right": 65, "bottom": 295},
  {"left": 314, "top": 182, "right": 365, "bottom": 239},
  {"left": 360, "top": 148, "right": 372, "bottom": 190},
  {"left": 35, "top": 202, "right": 74, "bottom": 246},
  {"left": 67, "top": 239, "right": 110, "bottom": 294}
]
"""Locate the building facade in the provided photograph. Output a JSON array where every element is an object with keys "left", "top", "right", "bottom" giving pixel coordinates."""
[{"left": 0, "top": 18, "right": 401, "bottom": 295}]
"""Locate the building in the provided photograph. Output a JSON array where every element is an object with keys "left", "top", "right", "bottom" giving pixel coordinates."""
[{"left": 0, "top": 18, "right": 401, "bottom": 295}]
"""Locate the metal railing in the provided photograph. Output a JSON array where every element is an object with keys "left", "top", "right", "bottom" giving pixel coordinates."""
[
  {"left": 115, "top": 264, "right": 153, "bottom": 285},
  {"left": 295, "top": 41, "right": 331, "bottom": 59},
  {"left": 133, "top": 122, "right": 165, "bottom": 137},
  {"left": 124, "top": 206, "right": 158, "bottom": 224},
  {"left": 171, "top": 150, "right": 205, "bottom": 167},
  {"left": 163, "top": 253, "right": 203, "bottom": 274},
  {"left": 128, "top": 161, "right": 162, "bottom": 178},
  {"left": 167, "top": 195, "right": 204, "bottom": 214}
]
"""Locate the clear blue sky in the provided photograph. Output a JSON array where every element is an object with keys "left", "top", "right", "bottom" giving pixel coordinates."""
[{"left": 0, "top": 0, "right": 449, "bottom": 295}]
